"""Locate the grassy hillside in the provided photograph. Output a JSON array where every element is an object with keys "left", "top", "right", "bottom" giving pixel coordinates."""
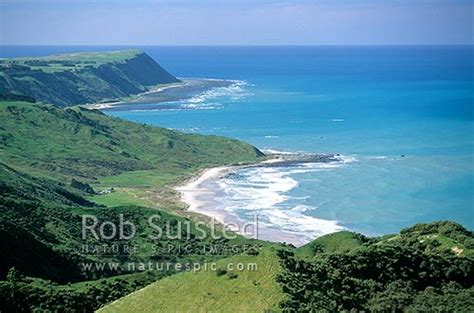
[
  {"left": 0, "top": 100, "right": 266, "bottom": 311},
  {"left": 0, "top": 50, "right": 180, "bottom": 106},
  {"left": 296, "top": 231, "right": 370, "bottom": 258},
  {"left": 101, "top": 221, "right": 474, "bottom": 312},
  {"left": 0, "top": 100, "right": 263, "bottom": 211},
  {"left": 98, "top": 247, "right": 286, "bottom": 313},
  {"left": 0, "top": 100, "right": 262, "bottom": 180},
  {"left": 0, "top": 100, "right": 264, "bottom": 275}
]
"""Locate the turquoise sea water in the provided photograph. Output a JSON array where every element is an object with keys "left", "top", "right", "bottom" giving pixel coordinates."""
[{"left": 2, "top": 46, "right": 473, "bottom": 239}]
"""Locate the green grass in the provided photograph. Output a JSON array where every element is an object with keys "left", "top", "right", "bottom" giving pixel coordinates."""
[
  {"left": 0, "top": 50, "right": 180, "bottom": 106},
  {"left": 98, "top": 248, "right": 285, "bottom": 313},
  {"left": 98, "top": 222, "right": 474, "bottom": 313},
  {"left": 0, "top": 100, "right": 263, "bottom": 212},
  {"left": 0, "top": 101, "right": 262, "bottom": 182},
  {"left": 296, "top": 231, "right": 367, "bottom": 258},
  {"left": 88, "top": 168, "right": 196, "bottom": 210},
  {"left": 0, "top": 50, "right": 142, "bottom": 72},
  {"left": 88, "top": 187, "right": 155, "bottom": 207},
  {"left": 377, "top": 232, "right": 474, "bottom": 257}
]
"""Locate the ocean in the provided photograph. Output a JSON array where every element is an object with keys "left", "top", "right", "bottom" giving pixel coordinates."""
[{"left": 2, "top": 45, "right": 473, "bottom": 241}]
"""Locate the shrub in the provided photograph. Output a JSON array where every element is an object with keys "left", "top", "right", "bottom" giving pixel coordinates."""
[{"left": 216, "top": 268, "right": 227, "bottom": 277}]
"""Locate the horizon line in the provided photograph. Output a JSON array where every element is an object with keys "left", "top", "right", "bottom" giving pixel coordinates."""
[{"left": 1, "top": 43, "right": 473, "bottom": 47}]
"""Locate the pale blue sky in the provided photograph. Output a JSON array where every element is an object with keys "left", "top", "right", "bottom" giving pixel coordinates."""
[{"left": 0, "top": 0, "right": 472, "bottom": 45}]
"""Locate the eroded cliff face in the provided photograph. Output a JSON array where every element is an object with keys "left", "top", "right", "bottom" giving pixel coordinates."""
[{"left": 0, "top": 50, "right": 180, "bottom": 107}]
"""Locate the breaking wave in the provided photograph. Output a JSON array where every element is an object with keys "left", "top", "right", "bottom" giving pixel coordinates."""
[{"left": 211, "top": 155, "right": 357, "bottom": 242}]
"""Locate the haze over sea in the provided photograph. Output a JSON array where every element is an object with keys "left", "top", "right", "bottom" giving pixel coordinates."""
[{"left": 2, "top": 45, "right": 472, "bottom": 241}]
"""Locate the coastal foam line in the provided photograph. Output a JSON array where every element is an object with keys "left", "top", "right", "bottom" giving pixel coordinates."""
[
  {"left": 85, "top": 78, "right": 249, "bottom": 112},
  {"left": 175, "top": 153, "right": 353, "bottom": 246}
]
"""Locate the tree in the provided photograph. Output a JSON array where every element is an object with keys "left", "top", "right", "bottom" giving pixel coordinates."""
[{"left": 6, "top": 267, "right": 24, "bottom": 300}]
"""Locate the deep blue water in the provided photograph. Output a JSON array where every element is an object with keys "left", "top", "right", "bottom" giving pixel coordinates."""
[{"left": 2, "top": 45, "right": 473, "bottom": 239}]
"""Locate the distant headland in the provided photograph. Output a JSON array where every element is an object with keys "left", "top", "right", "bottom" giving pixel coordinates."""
[{"left": 0, "top": 50, "right": 180, "bottom": 107}]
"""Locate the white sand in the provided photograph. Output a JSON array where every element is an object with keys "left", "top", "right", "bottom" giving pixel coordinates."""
[
  {"left": 174, "top": 161, "right": 308, "bottom": 246},
  {"left": 174, "top": 166, "right": 231, "bottom": 224}
]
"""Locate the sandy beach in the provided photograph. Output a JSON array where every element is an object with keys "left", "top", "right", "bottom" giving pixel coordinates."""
[
  {"left": 175, "top": 165, "right": 232, "bottom": 223},
  {"left": 174, "top": 160, "right": 310, "bottom": 247}
]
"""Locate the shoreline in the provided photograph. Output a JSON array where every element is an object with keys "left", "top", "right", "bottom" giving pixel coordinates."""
[
  {"left": 174, "top": 154, "right": 339, "bottom": 247},
  {"left": 82, "top": 81, "right": 188, "bottom": 110},
  {"left": 82, "top": 77, "right": 236, "bottom": 111},
  {"left": 175, "top": 165, "right": 233, "bottom": 224}
]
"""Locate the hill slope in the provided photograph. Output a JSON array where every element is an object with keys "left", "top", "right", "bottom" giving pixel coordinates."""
[
  {"left": 98, "top": 248, "right": 285, "bottom": 313},
  {"left": 0, "top": 50, "right": 180, "bottom": 106},
  {"left": 100, "top": 221, "right": 474, "bottom": 312},
  {"left": 279, "top": 221, "right": 474, "bottom": 312},
  {"left": 0, "top": 101, "right": 263, "bottom": 181},
  {"left": 0, "top": 100, "right": 265, "bottom": 311},
  {"left": 0, "top": 100, "right": 264, "bottom": 279}
]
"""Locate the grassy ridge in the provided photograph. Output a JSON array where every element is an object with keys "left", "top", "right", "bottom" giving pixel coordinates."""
[
  {"left": 0, "top": 101, "right": 262, "bottom": 180},
  {"left": 98, "top": 248, "right": 286, "bottom": 313},
  {"left": 100, "top": 221, "right": 473, "bottom": 312},
  {"left": 0, "top": 50, "right": 180, "bottom": 106},
  {"left": 296, "top": 231, "right": 370, "bottom": 258}
]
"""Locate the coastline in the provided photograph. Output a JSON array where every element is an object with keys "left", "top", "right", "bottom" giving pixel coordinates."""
[
  {"left": 175, "top": 165, "right": 233, "bottom": 223},
  {"left": 82, "top": 78, "right": 237, "bottom": 111},
  {"left": 83, "top": 81, "right": 187, "bottom": 110},
  {"left": 174, "top": 155, "right": 340, "bottom": 247}
]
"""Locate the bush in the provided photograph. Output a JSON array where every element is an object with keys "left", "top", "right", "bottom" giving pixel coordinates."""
[
  {"left": 216, "top": 268, "right": 227, "bottom": 277},
  {"left": 226, "top": 272, "right": 238, "bottom": 280}
]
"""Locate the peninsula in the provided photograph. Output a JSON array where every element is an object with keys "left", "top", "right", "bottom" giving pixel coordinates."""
[{"left": 0, "top": 50, "right": 180, "bottom": 107}]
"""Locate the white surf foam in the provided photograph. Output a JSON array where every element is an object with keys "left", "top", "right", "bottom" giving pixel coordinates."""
[
  {"left": 182, "top": 102, "right": 222, "bottom": 110},
  {"left": 219, "top": 167, "right": 298, "bottom": 210},
  {"left": 183, "top": 80, "right": 250, "bottom": 108},
  {"left": 212, "top": 155, "right": 357, "bottom": 243},
  {"left": 262, "top": 206, "right": 344, "bottom": 241},
  {"left": 260, "top": 148, "right": 298, "bottom": 155},
  {"left": 366, "top": 155, "right": 388, "bottom": 160},
  {"left": 334, "top": 154, "right": 357, "bottom": 163}
]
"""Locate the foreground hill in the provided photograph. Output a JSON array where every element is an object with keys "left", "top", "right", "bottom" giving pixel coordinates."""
[
  {"left": 99, "top": 248, "right": 285, "bottom": 313},
  {"left": 0, "top": 50, "right": 180, "bottom": 106},
  {"left": 100, "top": 221, "right": 474, "bottom": 312}
]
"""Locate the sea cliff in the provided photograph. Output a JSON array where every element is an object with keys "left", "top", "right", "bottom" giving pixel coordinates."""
[{"left": 0, "top": 50, "right": 180, "bottom": 107}]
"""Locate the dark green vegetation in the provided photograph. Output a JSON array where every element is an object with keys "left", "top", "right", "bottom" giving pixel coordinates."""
[
  {"left": 0, "top": 50, "right": 180, "bottom": 107},
  {"left": 278, "top": 221, "right": 474, "bottom": 312},
  {"left": 0, "top": 100, "right": 264, "bottom": 311},
  {"left": 0, "top": 93, "right": 36, "bottom": 103}
]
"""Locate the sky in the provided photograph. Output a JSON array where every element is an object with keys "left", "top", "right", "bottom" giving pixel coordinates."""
[{"left": 0, "top": 0, "right": 473, "bottom": 45}]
